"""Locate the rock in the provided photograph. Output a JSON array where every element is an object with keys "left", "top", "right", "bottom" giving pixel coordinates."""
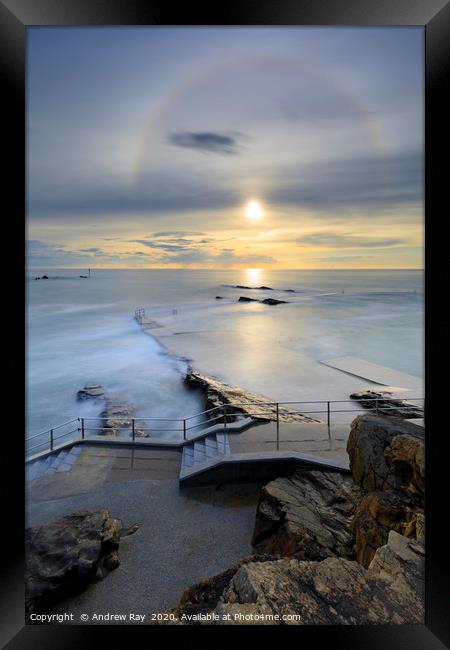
[
  {"left": 215, "top": 296, "right": 223, "bottom": 299},
  {"left": 184, "top": 369, "right": 319, "bottom": 424},
  {"left": 41, "top": 275, "right": 48, "bottom": 279},
  {"left": 261, "top": 298, "right": 288, "bottom": 305},
  {"left": 76, "top": 384, "right": 135, "bottom": 436},
  {"left": 132, "top": 429, "right": 150, "bottom": 438},
  {"left": 352, "top": 489, "right": 423, "bottom": 568},
  {"left": 349, "top": 391, "right": 423, "bottom": 419},
  {"left": 414, "top": 512, "right": 425, "bottom": 542},
  {"left": 384, "top": 434, "right": 425, "bottom": 496},
  {"left": 235, "top": 285, "right": 273, "bottom": 290},
  {"left": 76, "top": 384, "right": 105, "bottom": 400},
  {"left": 26, "top": 510, "right": 122, "bottom": 617},
  {"left": 346, "top": 415, "right": 424, "bottom": 493},
  {"left": 100, "top": 395, "right": 134, "bottom": 435},
  {"left": 238, "top": 296, "right": 259, "bottom": 302},
  {"left": 252, "top": 468, "right": 363, "bottom": 561},
  {"left": 170, "top": 532, "right": 424, "bottom": 625}
]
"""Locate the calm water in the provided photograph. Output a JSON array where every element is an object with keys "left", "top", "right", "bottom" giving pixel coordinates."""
[{"left": 27, "top": 269, "right": 423, "bottom": 438}]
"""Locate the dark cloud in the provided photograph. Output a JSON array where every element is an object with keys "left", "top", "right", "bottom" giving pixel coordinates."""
[
  {"left": 296, "top": 233, "right": 406, "bottom": 249},
  {"left": 167, "top": 131, "right": 241, "bottom": 154},
  {"left": 151, "top": 231, "right": 205, "bottom": 238},
  {"left": 268, "top": 150, "right": 423, "bottom": 214},
  {"left": 28, "top": 171, "right": 238, "bottom": 218},
  {"left": 131, "top": 239, "right": 191, "bottom": 252}
]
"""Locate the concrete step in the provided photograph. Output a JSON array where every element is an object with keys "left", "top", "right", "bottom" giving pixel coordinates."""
[
  {"left": 48, "top": 449, "right": 70, "bottom": 471},
  {"left": 26, "top": 455, "right": 53, "bottom": 481},
  {"left": 181, "top": 433, "right": 231, "bottom": 472},
  {"left": 26, "top": 445, "right": 83, "bottom": 481},
  {"left": 193, "top": 439, "right": 206, "bottom": 463}
]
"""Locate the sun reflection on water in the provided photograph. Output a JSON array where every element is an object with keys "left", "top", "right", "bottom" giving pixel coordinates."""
[{"left": 245, "top": 268, "right": 263, "bottom": 285}]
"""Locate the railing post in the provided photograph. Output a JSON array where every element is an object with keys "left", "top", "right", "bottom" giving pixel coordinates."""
[
  {"left": 327, "top": 401, "right": 330, "bottom": 428},
  {"left": 81, "top": 417, "right": 85, "bottom": 440},
  {"left": 276, "top": 403, "right": 279, "bottom": 451},
  {"left": 183, "top": 419, "right": 186, "bottom": 441},
  {"left": 223, "top": 404, "right": 227, "bottom": 429},
  {"left": 50, "top": 429, "right": 54, "bottom": 451},
  {"left": 375, "top": 399, "right": 379, "bottom": 415},
  {"left": 132, "top": 418, "right": 135, "bottom": 441}
]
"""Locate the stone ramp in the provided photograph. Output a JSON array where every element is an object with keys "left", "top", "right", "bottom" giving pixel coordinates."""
[
  {"left": 179, "top": 450, "right": 350, "bottom": 487},
  {"left": 321, "top": 356, "right": 423, "bottom": 397}
]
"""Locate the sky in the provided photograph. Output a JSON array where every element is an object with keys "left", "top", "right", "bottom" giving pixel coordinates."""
[{"left": 27, "top": 27, "right": 424, "bottom": 269}]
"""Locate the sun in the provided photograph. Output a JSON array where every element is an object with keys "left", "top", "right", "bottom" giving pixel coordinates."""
[{"left": 245, "top": 200, "right": 263, "bottom": 221}]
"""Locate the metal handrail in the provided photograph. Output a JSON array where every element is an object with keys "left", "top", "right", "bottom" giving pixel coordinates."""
[
  {"left": 26, "top": 396, "right": 424, "bottom": 457},
  {"left": 27, "top": 418, "right": 79, "bottom": 440}
]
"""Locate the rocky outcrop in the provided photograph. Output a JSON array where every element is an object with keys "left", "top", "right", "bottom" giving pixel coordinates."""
[
  {"left": 352, "top": 490, "right": 424, "bottom": 568},
  {"left": 261, "top": 298, "right": 288, "bottom": 305},
  {"left": 76, "top": 384, "right": 142, "bottom": 437},
  {"left": 184, "top": 369, "right": 319, "bottom": 424},
  {"left": 384, "top": 433, "right": 425, "bottom": 495},
  {"left": 77, "top": 383, "right": 105, "bottom": 400},
  {"left": 347, "top": 414, "right": 425, "bottom": 567},
  {"left": 26, "top": 510, "right": 124, "bottom": 618},
  {"left": 238, "top": 296, "right": 288, "bottom": 305},
  {"left": 235, "top": 285, "right": 273, "bottom": 290},
  {"left": 346, "top": 415, "right": 424, "bottom": 493},
  {"left": 349, "top": 391, "right": 423, "bottom": 419},
  {"left": 170, "top": 532, "right": 424, "bottom": 624},
  {"left": 168, "top": 414, "right": 425, "bottom": 625},
  {"left": 99, "top": 395, "right": 135, "bottom": 435},
  {"left": 252, "top": 469, "right": 363, "bottom": 560}
]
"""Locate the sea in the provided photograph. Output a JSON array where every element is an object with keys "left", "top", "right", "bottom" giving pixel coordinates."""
[{"left": 27, "top": 269, "right": 424, "bottom": 442}]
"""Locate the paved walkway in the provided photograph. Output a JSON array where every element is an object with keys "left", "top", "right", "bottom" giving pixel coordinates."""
[
  {"left": 228, "top": 420, "right": 351, "bottom": 464},
  {"left": 27, "top": 474, "right": 261, "bottom": 624}
]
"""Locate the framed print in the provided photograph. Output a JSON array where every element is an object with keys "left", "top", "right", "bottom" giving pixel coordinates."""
[{"left": 1, "top": 0, "right": 449, "bottom": 647}]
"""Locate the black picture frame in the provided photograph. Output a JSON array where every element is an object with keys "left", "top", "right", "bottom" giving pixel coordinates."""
[{"left": 2, "top": 0, "right": 449, "bottom": 646}]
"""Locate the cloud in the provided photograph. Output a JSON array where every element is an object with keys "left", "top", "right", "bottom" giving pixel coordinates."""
[
  {"left": 28, "top": 170, "right": 239, "bottom": 218},
  {"left": 296, "top": 233, "right": 406, "bottom": 249},
  {"left": 268, "top": 150, "right": 423, "bottom": 214},
  {"left": 211, "top": 249, "right": 276, "bottom": 266},
  {"left": 26, "top": 239, "right": 154, "bottom": 267},
  {"left": 167, "top": 131, "right": 242, "bottom": 154},
  {"left": 131, "top": 239, "right": 191, "bottom": 252},
  {"left": 151, "top": 231, "right": 205, "bottom": 238}
]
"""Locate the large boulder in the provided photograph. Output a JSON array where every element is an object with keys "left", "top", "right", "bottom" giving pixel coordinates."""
[
  {"left": 26, "top": 510, "right": 122, "bottom": 617},
  {"left": 346, "top": 415, "right": 424, "bottom": 492},
  {"left": 170, "top": 532, "right": 424, "bottom": 625},
  {"left": 352, "top": 490, "right": 424, "bottom": 568},
  {"left": 252, "top": 469, "right": 363, "bottom": 561},
  {"left": 384, "top": 434, "right": 425, "bottom": 496}
]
